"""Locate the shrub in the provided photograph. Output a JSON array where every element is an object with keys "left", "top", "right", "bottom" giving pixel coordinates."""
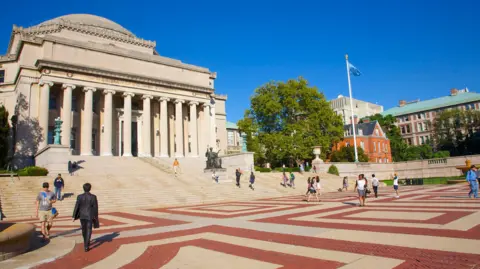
[
  {"left": 18, "top": 166, "right": 48, "bottom": 176},
  {"left": 327, "top": 165, "right": 339, "bottom": 176},
  {"left": 254, "top": 166, "right": 271, "bottom": 173}
]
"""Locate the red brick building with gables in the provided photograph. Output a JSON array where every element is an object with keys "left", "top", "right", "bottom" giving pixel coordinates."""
[{"left": 333, "top": 120, "right": 392, "bottom": 163}]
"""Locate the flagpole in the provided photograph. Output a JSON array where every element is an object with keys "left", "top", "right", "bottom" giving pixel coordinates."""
[{"left": 345, "top": 54, "right": 359, "bottom": 162}]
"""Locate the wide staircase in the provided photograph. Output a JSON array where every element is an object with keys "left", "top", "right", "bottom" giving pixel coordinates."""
[{"left": 0, "top": 156, "right": 346, "bottom": 220}]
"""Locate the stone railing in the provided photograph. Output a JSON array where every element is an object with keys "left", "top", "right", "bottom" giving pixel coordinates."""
[
  {"left": 428, "top": 158, "right": 447, "bottom": 165},
  {"left": 226, "top": 145, "right": 242, "bottom": 154}
]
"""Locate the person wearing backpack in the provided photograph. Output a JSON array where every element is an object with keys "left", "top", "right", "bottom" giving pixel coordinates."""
[
  {"left": 35, "top": 182, "right": 56, "bottom": 241},
  {"left": 289, "top": 172, "right": 296, "bottom": 189}
]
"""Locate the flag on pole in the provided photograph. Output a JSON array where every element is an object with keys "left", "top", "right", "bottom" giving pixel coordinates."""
[{"left": 347, "top": 61, "right": 361, "bottom": 76}]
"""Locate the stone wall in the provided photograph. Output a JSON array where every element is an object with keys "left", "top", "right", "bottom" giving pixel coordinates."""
[
  {"left": 221, "top": 152, "right": 254, "bottom": 181},
  {"left": 316, "top": 155, "right": 480, "bottom": 180},
  {"left": 35, "top": 144, "right": 70, "bottom": 175}
]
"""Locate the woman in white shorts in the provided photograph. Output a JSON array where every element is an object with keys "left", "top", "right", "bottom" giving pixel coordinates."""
[{"left": 355, "top": 174, "right": 368, "bottom": 206}]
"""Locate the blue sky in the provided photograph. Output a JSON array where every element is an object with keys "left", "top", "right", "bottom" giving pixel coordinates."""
[{"left": 1, "top": 0, "right": 478, "bottom": 122}]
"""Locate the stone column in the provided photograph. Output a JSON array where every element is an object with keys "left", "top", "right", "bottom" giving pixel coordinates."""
[
  {"left": 174, "top": 99, "right": 184, "bottom": 158},
  {"left": 102, "top": 90, "right": 115, "bottom": 156},
  {"left": 189, "top": 102, "right": 199, "bottom": 157},
  {"left": 159, "top": 97, "right": 170, "bottom": 157},
  {"left": 123, "top": 92, "right": 135, "bottom": 157},
  {"left": 39, "top": 80, "right": 53, "bottom": 149},
  {"left": 202, "top": 103, "right": 210, "bottom": 150},
  {"left": 81, "top": 87, "right": 96, "bottom": 156},
  {"left": 209, "top": 100, "right": 216, "bottom": 150},
  {"left": 61, "top": 84, "right": 75, "bottom": 146},
  {"left": 142, "top": 95, "right": 153, "bottom": 157}
]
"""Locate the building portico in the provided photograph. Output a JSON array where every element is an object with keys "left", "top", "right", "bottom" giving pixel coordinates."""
[{"left": 0, "top": 14, "right": 228, "bottom": 166}]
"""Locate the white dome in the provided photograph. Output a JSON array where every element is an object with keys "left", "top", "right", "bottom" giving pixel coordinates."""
[{"left": 38, "top": 14, "right": 134, "bottom": 37}]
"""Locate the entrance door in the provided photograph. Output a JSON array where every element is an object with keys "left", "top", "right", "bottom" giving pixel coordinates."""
[{"left": 132, "top": 122, "right": 138, "bottom": 157}]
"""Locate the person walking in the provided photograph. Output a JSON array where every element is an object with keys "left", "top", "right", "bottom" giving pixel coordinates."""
[
  {"left": 235, "top": 169, "right": 242, "bottom": 188},
  {"left": 173, "top": 158, "right": 180, "bottom": 176},
  {"left": 73, "top": 183, "right": 99, "bottom": 252},
  {"left": 281, "top": 172, "right": 288, "bottom": 187},
  {"left": 249, "top": 172, "right": 255, "bottom": 190},
  {"left": 53, "top": 174, "right": 65, "bottom": 201},
  {"left": 289, "top": 172, "right": 296, "bottom": 189},
  {"left": 282, "top": 164, "right": 286, "bottom": 173},
  {"left": 371, "top": 174, "right": 379, "bottom": 198},
  {"left": 35, "top": 182, "right": 56, "bottom": 241},
  {"left": 313, "top": 165, "right": 317, "bottom": 174},
  {"left": 354, "top": 174, "right": 368, "bottom": 207},
  {"left": 467, "top": 165, "right": 478, "bottom": 199},
  {"left": 342, "top": 177, "right": 349, "bottom": 191},
  {"left": 212, "top": 170, "right": 219, "bottom": 183},
  {"left": 315, "top": 176, "right": 321, "bottom": 201},
  {"left": 393, "top": 174, "right": 400, "bottom": 198},
  {"left": 68, "top": 161, "right": 73, "bottom": 176}
]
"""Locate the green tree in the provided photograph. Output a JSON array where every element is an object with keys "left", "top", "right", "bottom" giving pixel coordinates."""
[
  {"left": 0, "top": 106, "right": 10, "bottom": 168},
  {"left": 330, "top": 146, "right": 369, "bottom": 162},
  {"left": 433, "top": 109, "right": 480, "bottom": 156},
  {"left": 238, "top": 77, "right": 344, "bottom": 166}
]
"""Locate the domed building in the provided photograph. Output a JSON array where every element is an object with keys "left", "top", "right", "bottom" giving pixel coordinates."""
[{"left": 0, "top": 14, "right": 227, "bottom": 169}]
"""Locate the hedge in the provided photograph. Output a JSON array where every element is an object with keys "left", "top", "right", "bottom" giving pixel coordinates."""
[
  {"left": 273, "top": 166, "right": 311, "bottom": 173},
  {"left": 254, "top": 166, "right": 271, "bottom": 173},
  {"left": 327, "top": 165, "right": 339, "bottom": 176},
  {"left": 17, "top": 166, "right": 49, "bottom": 176}
]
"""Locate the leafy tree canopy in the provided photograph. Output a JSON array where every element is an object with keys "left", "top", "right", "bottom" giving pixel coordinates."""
[
  {"left": 238, "top": 77, "right": 343, "bottom": 167},
  {"left": 330, "top": 146, "right": 369, "bottom": 162},
  {"left": 433, "top": 109, "right": 480, "bottom": 156}
]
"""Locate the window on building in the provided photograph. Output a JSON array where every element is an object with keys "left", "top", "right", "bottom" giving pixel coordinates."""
[
  {"left": 420, "top": 136, "right": 425, "bottom": 144},
  {"left": 49, "top": 94, "right": 57, "bottom": 110},
  {"left": 379, "top": 158, "right": 382, "bottom": 163},
  {"left": 358, "top": 129, "right": 363, "bottom": 136},
  {"left": 72, "top": 95, "right": 77, "bottom": 112},
  {"left": 0, "top": 70, "right": 5, "bottom": 83},
  {"left": 373, "top": 142, "right": 376, "bottom": 152},
  {"left": 406, "top": 125, "right": 411, "bottom": 133},
  {"left": 360, "top": 141, "right": 365, "bottom": 150},
  {"left": 92, "top": 129, "right": 97, "bottom": 153},
  {"left": 346, "top": 142, "right": 350, "bottom": 147},
  {"left": 375, "top": 129, "right": 379, "bottom": 136},
  {"left": 385, "top": 158, "right": 388, "bottom": 163},
  {"left": 92, "top": 96, "right": 97, "bottom": 113},
  {"left": 70, "top": 128, "right": 76, "bottom": 149},
  {"left": 132, "top": 101, "right": 139, "bottom": 111},
  {"left": 417, "top": 113, "right": 422, "bottom": 119},
  {"left": 418, "top": 122, "right": 424, "bottom": 132},
  {"left": 404, "top": 116, "right": 410, "bottom": 122},
  {"left": 377, "top": 142, "right": 381, "bottom": 152},
  {"left": 227, "top": 131, "right": 234, "bottom": 146},
  {"left": 47, "top": 127, "right": 54, "bottom": 145}
]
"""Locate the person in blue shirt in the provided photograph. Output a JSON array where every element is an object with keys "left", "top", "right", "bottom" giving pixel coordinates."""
[{"left": 466, "top": 165, "right": 478, "bottom": 199}]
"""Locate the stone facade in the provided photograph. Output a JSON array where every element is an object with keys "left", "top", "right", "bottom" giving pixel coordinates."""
[
  {"left": 0, "top": 14, "right": 228, "bottom": 167},
  {"left": 330, "top": 95, "right": 383, "bottom": 124}
]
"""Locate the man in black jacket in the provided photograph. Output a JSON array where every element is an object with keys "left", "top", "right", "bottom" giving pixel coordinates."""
[{"left": 72, "top": 183, "right": 99, "bottom": 252}]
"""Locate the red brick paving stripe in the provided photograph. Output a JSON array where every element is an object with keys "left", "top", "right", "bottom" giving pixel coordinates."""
[
  {"left": 187, "top": 204, "right": 277, "bottom": 213},
  {"left": 212, "top": 225, "right": 480, "bottom": 269},
  {"left": 122, "top": 239, "right": 343, "bottom": 269},
  {"left": 324, "top": 208, "right": 474, "bottom": 225},
  {"left": 254, "top": 209, "right": 480, "bottom": 239},
  {"left": 33, "top": 227, "right": 213, "bottom": 269},
  {"left": 33, "top": 224, "right": 480, "bottom": 269},
  {"left": 151, "top": 204, "right": 307, "bottom": 218}
]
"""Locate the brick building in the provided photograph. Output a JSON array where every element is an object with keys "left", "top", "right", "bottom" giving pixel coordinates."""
[
  {"left": 333, "top": 120, "right": 392, "bottom": 163},
  {"left": 381, "top": 88, "right": 480, "bottom": 146}
]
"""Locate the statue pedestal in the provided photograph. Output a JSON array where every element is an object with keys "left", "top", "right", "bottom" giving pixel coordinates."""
[
  {"left": 312, "top": 157, "right": 324, "bottom": 169},
  {"left": 34, "top": 145, "right": 70, "bottom": 175},
  {"left": 204, "top": 168, "right": 229, "bottom": 183}
]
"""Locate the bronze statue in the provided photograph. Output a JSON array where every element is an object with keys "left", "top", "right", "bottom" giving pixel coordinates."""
[{"left": 205, "top": 147, "right": 222, "bottom": 169}]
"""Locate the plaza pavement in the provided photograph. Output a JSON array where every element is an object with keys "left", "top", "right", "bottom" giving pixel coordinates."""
[{"left": 1, "top": 184, "right": 479, "bottom": 269}]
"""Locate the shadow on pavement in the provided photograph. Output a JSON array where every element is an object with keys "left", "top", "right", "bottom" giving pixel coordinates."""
[{"left": 89, "top": 232, "right": 120, "bottom": 250}]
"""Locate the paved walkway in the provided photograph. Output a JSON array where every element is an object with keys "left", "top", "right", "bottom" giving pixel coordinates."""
[{"left": 1, "top": 184, "right": 479, "bottom": 269}]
